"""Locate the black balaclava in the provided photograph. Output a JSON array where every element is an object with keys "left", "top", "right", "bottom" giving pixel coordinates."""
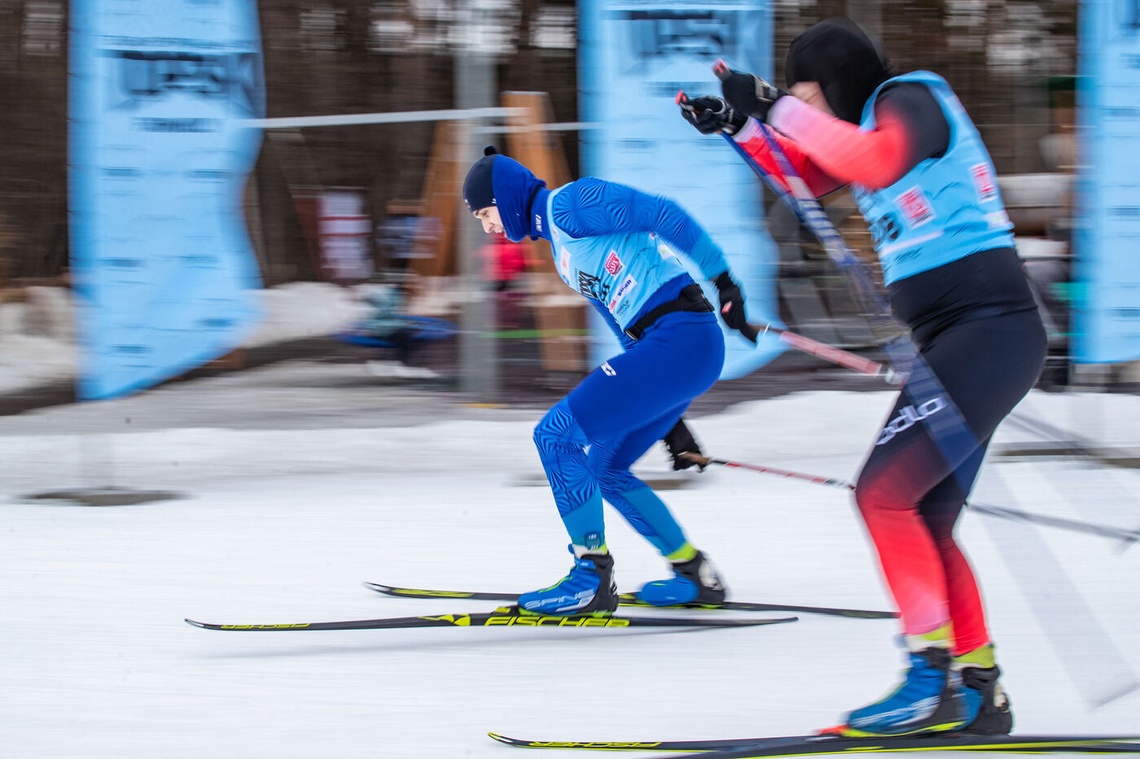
[{"left": 784, "top": 18, "right": 892, "bottom": 124}]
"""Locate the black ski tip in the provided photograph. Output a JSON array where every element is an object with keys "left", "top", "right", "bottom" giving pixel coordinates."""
[
  {"left": 362, "top": 582, "right": 494, "bottom": 600},
  {"left": 485, "top": 732, "right": 1140, "bottom": 756},
  {"left": 185, "top": 618, "right": 209, "bottom": 629},
  {"left": 741, "top": 615, "right": 798, "bottom": 627}
]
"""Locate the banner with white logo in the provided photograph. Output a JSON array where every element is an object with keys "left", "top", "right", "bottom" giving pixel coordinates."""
[
  {"left": 69, "top": 1, "right": 265, "bottom": 399},
  {"left": 1074, "top": 0, "right": 1140, "bottom": 363},
  {"left": 579, "top": 0, "right": 785, "bottom": 379}
]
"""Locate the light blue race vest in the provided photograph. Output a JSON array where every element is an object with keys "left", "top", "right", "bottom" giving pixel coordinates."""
[{"left": 851, "top": 71, "right": 1014, "bottom": 285}]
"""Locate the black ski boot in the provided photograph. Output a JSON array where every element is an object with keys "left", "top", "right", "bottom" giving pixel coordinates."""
[{"left": 959, "top": 665, "right": 1013, "bottom": 735}]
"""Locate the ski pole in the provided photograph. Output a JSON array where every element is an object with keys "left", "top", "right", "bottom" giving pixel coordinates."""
[
  {"left": 965, "top": 501, "right": 1140, "bottom": 545},
  {"left": 685, "top": 452, "right": 1140, "bottom": 543},
  {"left": 752, "top": 322, "right": 901, "bottom": 383},
  {"left": 680, "top": 452, "right": 854, "bottom": 490}
]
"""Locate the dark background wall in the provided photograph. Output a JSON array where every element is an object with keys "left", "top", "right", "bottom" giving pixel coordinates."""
[{"left": 0, "top": 0, "right": 1078, "bottom": 286}]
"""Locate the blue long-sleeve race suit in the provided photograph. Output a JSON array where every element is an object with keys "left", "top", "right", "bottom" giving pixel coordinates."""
[{"left": 522, "top": 177, "right": 732, "bottom": 556}]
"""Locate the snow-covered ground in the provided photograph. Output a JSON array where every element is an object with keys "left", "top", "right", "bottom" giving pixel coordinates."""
[{"left": 1, "top": 372, "right": 1138, "bottom": 758}]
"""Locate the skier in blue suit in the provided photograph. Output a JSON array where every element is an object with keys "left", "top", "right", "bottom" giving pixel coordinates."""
[{"left": 462, "top": 146, "right": 755, "bottom": 616}]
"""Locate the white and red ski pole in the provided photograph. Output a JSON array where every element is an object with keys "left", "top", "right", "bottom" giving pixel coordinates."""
[
  {"left": 680, "top": 452, "right": 854, "bottom": 490},
  {"left": 751, "top": 322, "right": 900, "bottom": 383}
]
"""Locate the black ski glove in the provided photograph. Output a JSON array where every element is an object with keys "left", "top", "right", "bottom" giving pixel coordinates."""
[
  {"left": 720, "top": 69, "right": 786, "bottom": 123},
  {"left": 664, "top": 419, "right": 706, "bottom": 472},
  {"left": 679, "top": 95, "right": 748, "bottom": 136},
  {"left": 714, "top": 271, "right": 753, "bottom": 340}
]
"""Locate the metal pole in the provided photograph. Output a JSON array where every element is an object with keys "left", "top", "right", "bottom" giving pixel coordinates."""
[{"left": 455, "top": 4, "right": 499, "bottom": 402}]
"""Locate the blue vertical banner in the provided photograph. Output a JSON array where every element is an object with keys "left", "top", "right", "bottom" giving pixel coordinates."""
[
  {"left": 1074, "top": 0, "right": 1140, "bottom": 363},
  {"left": 579, "top": 0, "right": 785, "bottom": 379},
  {"left": 69, "top": 0, "right": 265, "bottom": 400}
]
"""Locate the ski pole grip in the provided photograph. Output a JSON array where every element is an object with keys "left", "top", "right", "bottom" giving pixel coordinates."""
[
  {"left": 713, "top": 59, "right": 731, "bottom": 82},
  {"left": 678, "top": 452, "right": 713, "bottom": 469}
]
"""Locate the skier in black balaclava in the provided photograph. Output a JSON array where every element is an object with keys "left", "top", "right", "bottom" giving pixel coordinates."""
[{"left": 678, "top": 17, "right": 1046, "bottom": 740}]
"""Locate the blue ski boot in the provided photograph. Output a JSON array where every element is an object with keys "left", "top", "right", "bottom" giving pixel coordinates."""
[
  {"left": 842, "top": 646, "right": 967, "bottom": 737},
  {"left": 518, "top": 550, "right": 618, "bottom": 616},
  {"left": 636, "top": 550, "right": 726, "bottom": 607}
]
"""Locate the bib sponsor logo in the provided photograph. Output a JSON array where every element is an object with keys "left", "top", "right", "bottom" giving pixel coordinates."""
[
  {"left": 578, "top": 271, "right": 608, "bottom": 300},
  {"left": 604, "top": 250, "right": 623, "bottom": 275},
  {"left": 971, "top": 163, "right": 998, "bottom": 203},
  {"left": 607, "top": 274, "right": 637, "bottom": 312},
  {"left": 985, "top": 210, "right": 1012, "bottom": 229},
  {"left": 875, "top": 397, "right": 948, "bottom": 445},
  {"left": 895, "top": 186, "right": 936, "bottom": 228},
  {"left": 600, "top": 362, "right": 617, "bottom": 377},
  {"left": 653, "top": 236, "right": 676, "bottom": 260}
]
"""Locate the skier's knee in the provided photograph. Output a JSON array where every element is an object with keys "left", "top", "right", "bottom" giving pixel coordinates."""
[
  {"left": 533, "top": 400, "right": 587, "bottom": 463},
  {"left": 854, "top": 468, "right": 912, "bottom": 514},
  {"left": 596, "top": 468, "right": 643, "bottom": 500}
]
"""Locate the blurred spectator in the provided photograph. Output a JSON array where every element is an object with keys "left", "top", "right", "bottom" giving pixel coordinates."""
[
  {"left": 360, "top": 276, "right": 437, "bottom": 379},
  {"left": 481, "top": 234, "right": 528, "bottom": 330},
  {"left": 375, "top": 212, "right": 418, "bottom": 273},
  {"left": 375, "top": 205, "right": 441, "bottom": 276}
]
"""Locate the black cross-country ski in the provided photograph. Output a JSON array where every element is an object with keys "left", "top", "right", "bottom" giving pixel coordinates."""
[
  {"left": 486, "top": 731, "right": 1140, "bottom": 755},
  {"left": 184, "top": 605, "right": 797, "bottom": 632},
  {"left": 362, "top": 582, "right": 897, "bottom": 620}
]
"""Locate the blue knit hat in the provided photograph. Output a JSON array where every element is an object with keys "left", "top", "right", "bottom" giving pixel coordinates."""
[
  {"left": 464, "top": 146, "right": 547, "bottom": 243},
  {"left": 463, "top": 146, "right": 499, "bottom": 212}
]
